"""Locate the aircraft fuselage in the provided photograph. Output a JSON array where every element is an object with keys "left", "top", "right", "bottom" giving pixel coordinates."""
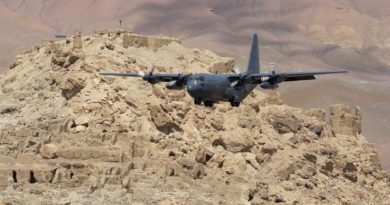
[{"left": 186, "top": 73, "right": 257, "bottom": 106}]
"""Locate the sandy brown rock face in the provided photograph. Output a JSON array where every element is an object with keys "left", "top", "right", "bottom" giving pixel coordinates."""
[
  {"left": 122, "top": 33, "right": 181, "bottom": 51},
  {"left": 330, "top": 104, "right": 362, "bottom": 136},
  {"left": 0, "top": 30, "right": 389, "bottom": 204}
]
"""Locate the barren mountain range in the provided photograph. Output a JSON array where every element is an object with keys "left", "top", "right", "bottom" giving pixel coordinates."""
[{"left": 0, "top": 0, "right": 389, "bottom": 172}]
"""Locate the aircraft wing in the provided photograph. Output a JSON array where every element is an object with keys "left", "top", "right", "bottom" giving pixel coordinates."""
[
  {"left": 100, "top": 72, "right": 184, "bottom": 83},
  {"left": 247, "top": 70, "right": 348, "bottom": 83}
]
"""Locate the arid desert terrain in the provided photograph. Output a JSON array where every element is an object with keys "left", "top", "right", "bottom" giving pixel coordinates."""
[
  {"left": 1, "top": 0, "right": 389, "bottom": 170},
  {"left": 0, "top": 1, "right": 390, "bottom": 204}
]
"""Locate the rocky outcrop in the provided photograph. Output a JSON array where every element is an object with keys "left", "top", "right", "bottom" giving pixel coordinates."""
[
  {"left": 208, "top": 58, "right": 235, "bottom": 74},
  {"left": 51, "top": 49, "right": 83, "bottom": 69},
  {"left": 40, "top": 144, "right": 58, "bottom": 159},
  {"left": 60, "top": 77, "right": 85, "bottom": 100},
  {"left": 0, "top": 31, "right": 388, "bottom": 205},
  {"left": 123, "top": 33, "right": 181, "bottom": 51}
]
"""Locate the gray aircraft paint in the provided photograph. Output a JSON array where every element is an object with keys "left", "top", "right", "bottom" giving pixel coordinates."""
[{"left": 100, "top": 33, "right": 347, "bottom": 107}]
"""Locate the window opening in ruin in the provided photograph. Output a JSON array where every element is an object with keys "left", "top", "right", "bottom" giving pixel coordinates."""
[
  {"left": 12, "top": 170, "right": 17, "bottom": 183},
  {"left": 29, "top": 171, "right": 36, "bottom": 183}
]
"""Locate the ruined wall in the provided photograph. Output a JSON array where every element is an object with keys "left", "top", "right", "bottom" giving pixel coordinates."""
[
  {"left": 72, "top": 28, "right": 82, "bottom": 51},
  {"left": 123, "top": 33, "right": 181, "bottom": 51},
  {"left": 330, "top": 104, "right": 362, "bottom": 136},
  {"left": 208, "top": 58, "right": 235, "bottom": 74}
]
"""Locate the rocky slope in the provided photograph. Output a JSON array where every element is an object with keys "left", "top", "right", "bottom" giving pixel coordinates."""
[
  {"left": 2, "top": 0, "right": 390, "bottom": 171},
  {"left": 0, "top": 30, "right": 389, "bottom": 205},
  {"left": 2, "top": 1, "right": 390, "bottom": 171}
]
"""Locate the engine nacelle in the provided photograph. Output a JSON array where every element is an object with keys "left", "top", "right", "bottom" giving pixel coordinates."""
[
  {"left": 166, "top": 80, "right": 184, "bottom": 90},
  {"left": 260, "top": 81, "right": 278, "bottom": 89}
]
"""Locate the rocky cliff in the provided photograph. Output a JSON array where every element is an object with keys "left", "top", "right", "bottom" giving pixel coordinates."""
[{"left": 0, "top": 30, "right": 389, "bottom": 205}]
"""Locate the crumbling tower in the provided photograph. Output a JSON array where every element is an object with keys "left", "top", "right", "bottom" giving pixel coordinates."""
[{"left": 73, "top": 28, "right": 83, "bottom": 51}]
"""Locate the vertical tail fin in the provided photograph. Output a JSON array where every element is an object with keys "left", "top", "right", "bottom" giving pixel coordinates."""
[{"left": 247, "top": 33, "right": 260, "bottom": 74}]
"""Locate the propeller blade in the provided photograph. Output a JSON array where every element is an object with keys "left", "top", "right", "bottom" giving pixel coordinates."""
[
  {"left": 233, "top": 67, "right": 241, "bottom": 74},
  {"left": 149, "top": 66, "right": 155, "bottom": 75},
  {"left": 100, "top": 72, "right": 143, "bottom": 77},
  {"left": 137, "top": 71, "right": 145, "bottom": 77},
  {"left": 230, "top": 81, "right": 238, "bottom": 87},
  {"left": 175, "top": 67, "right": 182, "bottom": 75}
]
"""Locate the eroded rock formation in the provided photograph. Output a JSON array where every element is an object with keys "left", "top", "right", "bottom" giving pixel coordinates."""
[{"left": 0, "top": 30, "right": 389, "bottom": 204}]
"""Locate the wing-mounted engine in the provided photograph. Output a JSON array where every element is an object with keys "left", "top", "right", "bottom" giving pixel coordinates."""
[
  {"left": 259, "top": 70, "right": 280, "bottom": 89},
  {"left": 259, "top": 81, "right": 279, "bottom": 89},
  {"left": 166, "top": 80, "right": 184, "bottom": 90},
  {"left": 165, "top": 74, "right": 190, "bottom": 90},
  {"left": 141, "top": 66, "right": 161, "bottom": 84}
]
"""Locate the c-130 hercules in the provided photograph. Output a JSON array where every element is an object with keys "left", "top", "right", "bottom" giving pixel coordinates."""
[{"left": 101, "top": 33, "right": 347, "bottom": 107}]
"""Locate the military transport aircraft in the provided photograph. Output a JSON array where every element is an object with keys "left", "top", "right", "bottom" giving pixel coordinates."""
[{"left": 100, "top": 33, "right": 347, "bottom": 107}]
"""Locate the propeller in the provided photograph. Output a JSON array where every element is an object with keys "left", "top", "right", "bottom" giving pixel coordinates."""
[
  {"left": 175, "top": 67, "right": 182, "bottom": 75},
  {"left": 230, "top": 81, "right": 238, "bottom": 87},
  {"left": 149, "top": 66, "right": 155, "bottom": 75},
  {"left": 143, "top": 66, "right": 156, "bottom": 88},
  {"left": 137, "top": 71, "right": 145, "bottom": 77},
  {"left": 259, "top": 63, "right": 278, "bottom": 89},
  {"left": 232, "top": 66, "right": 241, "bottom": 74},
  {"left": 229, "top": 66, "right": 241, "bottom": 87}
]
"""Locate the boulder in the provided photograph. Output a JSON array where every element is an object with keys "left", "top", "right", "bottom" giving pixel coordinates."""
[
  {"left": 105, "top": 41, "right": 115, "bottom": 50},
  {"left": 64, "top": 52, "right": 82, "bottom": 68},
  {"left": 192, "top": 163, "right": 206, "bottom": 179},
  {"left": 149, "top": 104, "right": 181, "bottom": 134},
  {"left": 51, "top": 49, "right": 82, "bottom": 69},
  {"left": 51, "top": 50, "right": 69, "bottom": 67},
  {"left": 277, "top": 161, "right": 304, "bottom": 180},
  {"left": 74, "top": 116, "right": 90, "bottom": 126},
  {"left": 268, "top": 112, "right": 300, "bottom": 134},
  {"left": 165, "top": 161, "right": 181, "bottom": 177},
  {"left": 220, "top": 132, "right": 254, "bottom": 153},
  {"left": 60, "top": 77, "right": 85, "bottom": 100},
  {"left": 238, "top": 106, "right": 259, "bottom": 129},
  {"left": 303, "top": 153, "right": 317, "bottom": 164},
  {"left": 261, "top": 145, "right": 278, "bottom": 155},
  {"left": 297, "top": 165, "right": 317, "bottom": 179},
  {"left": 320, "top": 161, "right": 334, "bottom": 176},
  {"left": 206, "top": 153, "right": 224, "bottom": 168},
  {"left": 40, "top": 144, "right": 58, "bottom": 159},
  {"left": 343, "top": 162, "right": 358, "bottom": 182},
  {"left": 195, "top": 147, "right": 214, "bottom": 164},
  {"left": 210, "top": 113, "right": 224, "bottom": 130},
  {"left": 222, "top": 153, "right": 247, "bottom": 175},
  {"left": 0, "top": 104, "right": 17, "bottom": 114}
]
